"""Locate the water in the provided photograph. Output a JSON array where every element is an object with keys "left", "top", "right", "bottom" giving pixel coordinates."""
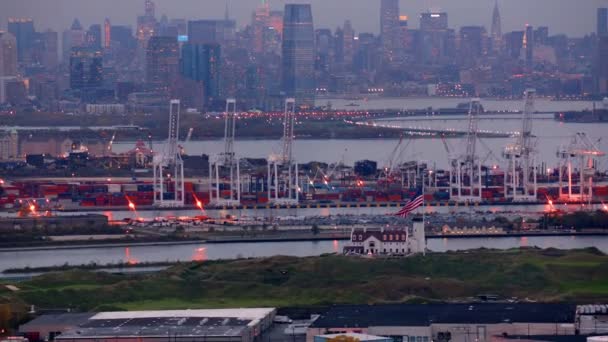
[
  {"left": 1, "top": 235, "right": 607, "bottom": 273},
  {"left": 319, "top": 97, "right": 598, "bottom": 112},
  {"left": 113, "top": 115, "right": 607, "bottom": 170}
]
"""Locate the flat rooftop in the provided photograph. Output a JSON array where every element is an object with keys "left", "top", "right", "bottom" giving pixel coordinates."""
[
  {"left": 311, "top": 303, "right": 576, "bottom": 328},
  {"left": 55, "top": 309, "right": 275, "bottom": 340},
  {"left": 20, "top": 313, "right": 95, "bottom": 331}
]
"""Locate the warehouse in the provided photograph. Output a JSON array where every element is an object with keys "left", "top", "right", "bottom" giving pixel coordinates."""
[
  {"left": 49, "top": 308, "right": 276, "bottom": 342},
  {"left": 19, "top": 313, "right": 95, "bottom": 342},
  {"left": 307, "top": 303, "right": 576, "bottom": 342}
]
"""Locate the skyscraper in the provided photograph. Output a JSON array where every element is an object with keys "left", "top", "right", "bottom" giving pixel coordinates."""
[
  {"left": 146, "top": 36, "right": 179, "bottom": 95},
  {"left": 420, "top": 12, "right": 448, "bottom": 31},
  {"left": 137, "top": 0, "right": 157, "bottom": 46},
  {"left": 598, "top": 8, "right": 608, "bottom": 37},
  {"left": 491, "top": 0, "right": 502, "bottom": 52},
  {"left": 459, "top": 26, "right": 487, "bottom": 66},
  {"left": 104, "top": 19, "right": 111, "bottom": 49},
  {"left": 86, "top": 24, "right": 102, "bottom": 50},
  {"left": 282, "top": 4, "right": 315, "bottom": 108},
  {"left": 41, "top": 30, "right": 58, "bottom": 70},
  {"left": 252, "top": 0, "right": 270, "bottom": 54},
  {"left": 597, "top": 36, "right": 608, "bottom": 93},
  {"left": 7, "top": 18, "right": 35, "bottom": 63},
  {"left": 181, "top": 43, "right": 221, "bottom": 106},
  {"left": 62, "top": 19, "right": 86, "bottom": 61},
  {"left": 0, "top": 32, "right": 18, "bottom": 77},
  {"left": 69, "top": 48, "right": 103, "bottom": 90},
  {"left": 524, "top": 24, "right": 534, "bottom": 68},
  {"left": 343, "top": 20, "right": 354, "bottom": 67},
  {"left": 188, "top": 20, "right": 226, "bottom": 44},
  {"left": 380, "top": 0, "right": 399, "bottom": 63}
]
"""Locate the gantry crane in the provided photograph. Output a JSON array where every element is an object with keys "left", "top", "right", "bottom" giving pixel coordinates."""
[
  {"left": 450, "top": 98, "right": 483, "bottom": 202},
  {"left": 209, "top": 98, "right": 241, "bottom": 206},
  {"left": 153, "top": 99, "right": 185, "bottom": 207},
  {"left": 504, "top": 89, "right": 537, "bottom": 202},
  {"left": 268, "top": 98, "right": 299, "bottom": 205},
  {"left": 557, "top": 132, "right": 605, "bottom": 203}
]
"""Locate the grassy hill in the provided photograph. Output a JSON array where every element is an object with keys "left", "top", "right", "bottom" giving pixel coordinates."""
[{"left": 5, "top": 247, "right": 608, "bottom": 311}]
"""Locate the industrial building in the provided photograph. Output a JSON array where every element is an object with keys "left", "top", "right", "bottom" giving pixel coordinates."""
[
  {"left": 314, "top": 332, "right": 392, "bottom": 342},
  {"left": 307, "top": 303, "right": 577, "bottom": 342},
  {"left": 21, "top": 309, "right": 276, "bottom": 342}
]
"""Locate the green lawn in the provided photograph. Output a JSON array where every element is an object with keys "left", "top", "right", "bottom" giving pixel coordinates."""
[{"left": 6, "top": 247, "right": 608, "bottom": 311}]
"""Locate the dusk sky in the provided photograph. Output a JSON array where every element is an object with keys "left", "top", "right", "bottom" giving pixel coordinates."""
[{"left": 1, "top": 0, "right": 607, "bottom": 37}]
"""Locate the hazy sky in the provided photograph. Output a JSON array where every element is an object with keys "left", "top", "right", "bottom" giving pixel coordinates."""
[{"left": 1, "top": 0, "right": 607, "bottom": 37}]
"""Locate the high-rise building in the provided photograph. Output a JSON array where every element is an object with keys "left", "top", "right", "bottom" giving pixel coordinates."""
[
  {"left": 188, "top": 20, "right": 229, "bottom": 45},
  {"left": 181, "top": 43, "right": 221, "bottom": 105},
  {"left": 597, "top": 36, "right": 608, "bottom": 93},
  {"left": 598, "top": 8, "right": 608, "bottom": 36},
  {"left": 418, "top": 12, "right": 451, "bottom": 64},
  {"left": 41, "top": 30, "right": 59, "bottom": 70},
  {"left": 343, "top": 20, "right": 355, "bottom": 67},
  {"left": 104, "top": 19, "right": 111, "bottom": 49},
  {"left": 459, "top": 26, "right": 487, "bottom": 66},
  {"left": 524, "top": 24, "right": 534, "bottom": 68},
  {"left": 252, "top": 0, "right": 270, "bottom": 54},
  {"left": 87, "top": 24, "right": 102, "bottom": 50},
  {"left": 282, "top": 4, "right": 315, "bottom": 108},
  {"left": 398, "top": 15, "right": 411, "bottom": 57},
  {"left": 0, "top": 32, "right": 18, "bottom": 77},
  {"left": 146, "top": 36, "right": 179, "bottom": 95},
  {"left": 315, "top": 28, "right": 333, "bottom": 80},
  {"left": 505, "top": 30, "right": 524, "bottom": 59},
  {"left": 380, "top": 0, "right": 399, "bottom": 63},
  {"left": 69, "top": 48, "right": 103, "bottom": 90},
  {"left": 110, "top": 25, "right": 134, "bottom": 48},
  {"left": 62, "top": 19, "right": 86, "bottom": 61},
  {"left": 7, "top": 18, "right": 35, "bottom": 63},
  {"left": 490, "top": 0, "right": 502, "bottom": 52},
  {"left": 420, "top": 12, "right": 448, "bottom": 31},
  {"left": 534, "top": 26, "right": 549, "bottom": 45},
  {"left": 137, "top": 0, "right": 157, "bottom": 46}
]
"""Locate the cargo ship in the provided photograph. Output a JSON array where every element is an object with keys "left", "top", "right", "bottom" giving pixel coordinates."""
[{"left": 555, "top": 98, "right": 608, "bottom": 123}]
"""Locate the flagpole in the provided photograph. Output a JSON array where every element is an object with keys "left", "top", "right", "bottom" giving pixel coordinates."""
[{"left": 422, "top": 171, "right": 426, "bottom": 222}]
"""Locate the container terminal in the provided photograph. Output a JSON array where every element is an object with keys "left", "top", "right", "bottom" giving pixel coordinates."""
[{"left": 1, "top": 91, "right": 607, "bottom": 215}]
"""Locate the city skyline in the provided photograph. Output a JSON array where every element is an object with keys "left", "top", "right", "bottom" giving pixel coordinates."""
[{"left": 2, "top": 0, "right": 608, "bottom": 37}]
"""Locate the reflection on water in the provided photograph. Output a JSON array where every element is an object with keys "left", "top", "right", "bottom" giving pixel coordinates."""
[
  {"left": 125, "top": 247, "right": 138, "bottom": 264},
  {"left": 1, "top": 236, "right": 608, "bottom": 272},
  {"left": 192, "top": 247, "right": 207, "bottom": 262}
]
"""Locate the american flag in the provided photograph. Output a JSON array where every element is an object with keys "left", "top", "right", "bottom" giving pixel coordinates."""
[{"left": 394, "top": 195, "right": 424, "bottom": 217}]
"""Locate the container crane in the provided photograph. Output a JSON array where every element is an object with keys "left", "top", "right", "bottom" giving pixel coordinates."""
[
  {"left": 210, "top": 98, "right": 241, "bottom": 206},
  {"left": 268, "top": 98, "right": 299, "bottom": 205},
  {"left": 504, "top": 89, "right": 537, "bottom": 202},
  {"left": 153, "top": 100, "right": 185, "bottom": 207},
  {"left": 557, "top": 132, "right": 605, "bottom": 203},
  {"left": 450, "top": 99, "right": 483, "bottom": 202}
]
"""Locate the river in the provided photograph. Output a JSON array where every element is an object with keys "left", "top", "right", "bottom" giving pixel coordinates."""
[
  {"left": 113, "top": 114, "right": 607, "bottom": 170},
  {"left": 318, "top": 97, "right": 599, "bottom": 112},
  {"left": 1, "top": 235, "right": 607, "bottom": 274}
]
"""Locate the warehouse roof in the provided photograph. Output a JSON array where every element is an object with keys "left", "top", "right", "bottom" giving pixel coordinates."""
[
  {"left": 91, "top": 308, "right": 275, "bottom": 325},
  {"left": 310, "top": 303, "right": 575, "bottom": 328},
  {"left": 54, "top": 309, "right": 276, "bottom": 340},
  {"left": 20, "top": 313, "right": 95, "bottom": 331}
]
